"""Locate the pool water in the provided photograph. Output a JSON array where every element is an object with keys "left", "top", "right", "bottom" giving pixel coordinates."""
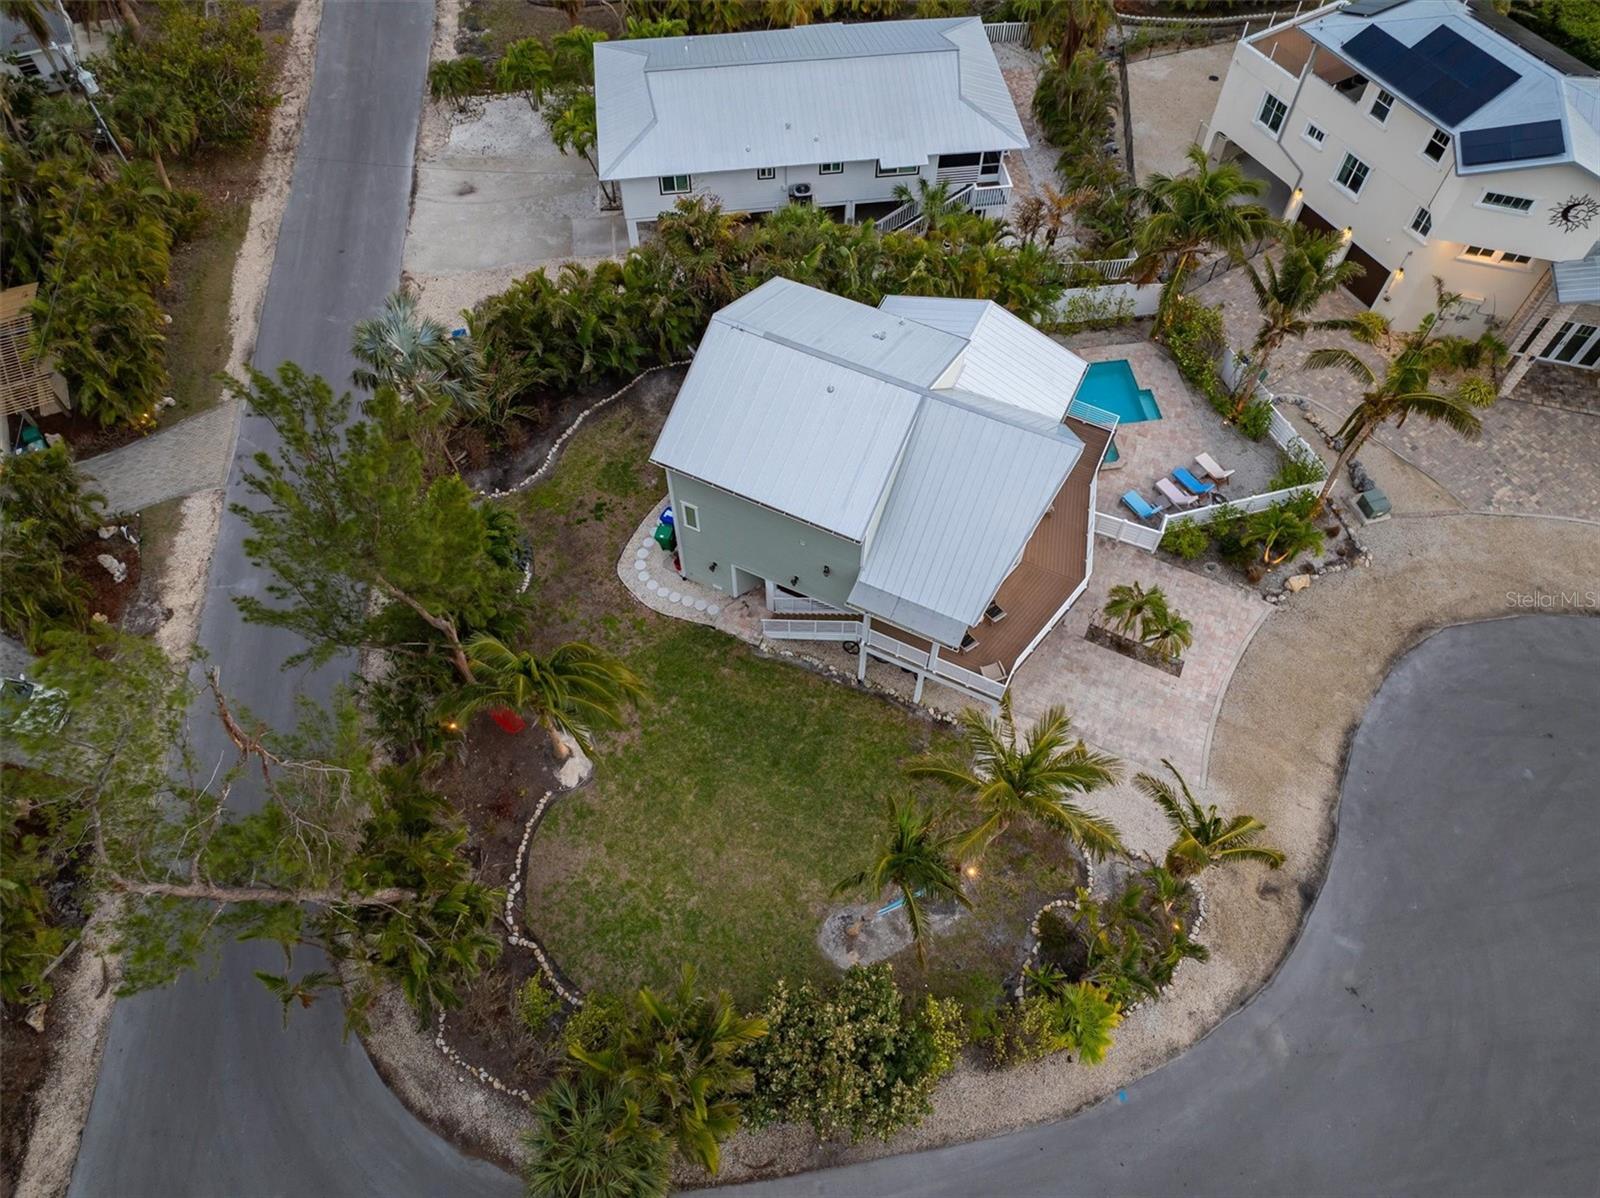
[{"left": 1077, "top": 359, "right": 1162, "bottom": 423}]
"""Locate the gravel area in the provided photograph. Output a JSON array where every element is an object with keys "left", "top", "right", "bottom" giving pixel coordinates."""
[{"left": 1125, "top": 42, "right": 1236, "bottom": 181}]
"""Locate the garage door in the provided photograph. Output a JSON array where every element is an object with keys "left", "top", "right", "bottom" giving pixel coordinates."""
[
  {"left": 1341, "top": 242, "right": 1390, "bottom": 307},
  {"left": 1296, "top": 205, "right": 1336, "bottom": 238}
]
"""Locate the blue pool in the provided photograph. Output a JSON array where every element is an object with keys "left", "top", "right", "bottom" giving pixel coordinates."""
[{"left": 1075, "top": 359, "right": 1160, "bottom": 464}]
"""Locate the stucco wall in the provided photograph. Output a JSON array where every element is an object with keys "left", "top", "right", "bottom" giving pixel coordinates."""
[{"left": 664, "top": 469, "right": 864, "bottom": 606}]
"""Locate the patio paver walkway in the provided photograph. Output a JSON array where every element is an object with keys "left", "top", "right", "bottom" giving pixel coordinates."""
[{"left": 79, "top": 401, "right": 240, "bottom": 514}]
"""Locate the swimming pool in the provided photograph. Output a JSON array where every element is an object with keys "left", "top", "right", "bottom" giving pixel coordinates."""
[
  {"left": 1076, "top": 359, "right": 1162, "bottom": 424},
  {"left": 1075, "top": 359, "right": 1159, "bottom": 464}
]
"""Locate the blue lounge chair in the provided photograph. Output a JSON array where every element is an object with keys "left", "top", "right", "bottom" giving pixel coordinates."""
[
  {"left": 1172, "top": 465, "right": 1216, "bottom": 495},
  {"left": 1121, "top": 489, "right": 1162, "bottom": 521}
]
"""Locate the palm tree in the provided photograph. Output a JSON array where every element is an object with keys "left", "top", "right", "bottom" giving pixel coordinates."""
[
  {"left": 1138, "top": 596, "right": 1193, "bottom": 660},
  {"left": 495, "top": 37, "right": 552, "bottom": 116},
  {"left": 906, "top": 696, "right": 1124, "bottom": 863},
  {"left": 351, "top": 289, "right": 483, "bottom": 416},
  {"left": 1135, "top": 759, "right": 1285, "bottom": 877},
  {"left": 1232, "top": 224, "right": 1366, "bottom": 417},
  {"left": 522, "top": 1075, "right": 671, "bottom": 1198},
  {"left": 570, "top": 966, "right": 767, "bottom": 1176},
  {"left": 1032, "top": 47, "right": 1118, "bottom": 142},
  {"left": 109, "top": 81, "right": 196, "bottom": 191},
  {"left": 832, "top": 797, "right": 972, "bottom": 967},
  {"left": 890, "top": 178, "right": 965, "bottom": 234},
  {"left": 1305, "top": 290, "right": 1498, "bottom": 515},
  {"left": 1241, "top": 499, "right": 1323, "bottom": 565},
  {"left": 1018, "top": 0, "right": 1115, "bottom": 60},
  {"left": 450, "top": 633, "right": 644, "bottom": 758},
  {"left": 1135, "top": 144, "right": 1276, "bottom": 326},
  {"left": 1101, "top": 581, "right": 1158, "bottom": 637}
]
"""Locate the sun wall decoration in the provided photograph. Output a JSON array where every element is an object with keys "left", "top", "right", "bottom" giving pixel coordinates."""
[{"left": 1549, "top": 195, "right": 1599, "bottom": 233}]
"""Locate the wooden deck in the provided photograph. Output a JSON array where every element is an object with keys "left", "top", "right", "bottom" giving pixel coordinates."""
[{"left": 878, "top": 417, "right": 1110, "bottom": 676}]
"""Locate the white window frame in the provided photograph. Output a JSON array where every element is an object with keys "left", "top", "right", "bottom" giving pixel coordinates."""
[
  {"left": 658, "top": 174, "right": 692, "bottom": 195},
  {"left": 1408, "top": 206, "right": 1432, "bottom": 242},
  {"left": 680, "top": 503, "right": 699, "bottom": 532},
  {"left": 1369, "top": 87, "right": 1395, "bottom": 124},
  {"left": 1256, "top": 91, "right": 1288, "bottom": 136},
  {"left": 1457, "top": 245, "right": 1534, "bottom": 270},
  {"left": 1422, "top": 128, "right": 1451, "bottom": 163},
  {"left": 874, "top": 160, "right": 920, "bottom": 178},
  {"left": 1478, "top": 190, "right": 1535, "bottom": 214},
  {"left": 1332, "top": 152, "right": 1370, "bottom": 198},
  {"left": 1301, "top": 121, "right": 1326, "bottom": 149},
  {"left": 755, "top": 167, "right": 776, "bottom": 181},
  {"left": 818, "top": 162, "right": 843, "bottom": 175}
]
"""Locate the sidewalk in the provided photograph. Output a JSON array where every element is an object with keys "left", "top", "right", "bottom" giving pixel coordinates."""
[{"left": 79, "top": 402, "right": 240, "bottom": 514}]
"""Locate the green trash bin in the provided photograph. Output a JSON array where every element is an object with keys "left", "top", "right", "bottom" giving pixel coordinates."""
[
  {"left": 1356, "top": 488, "right": 1391, "bottom": 523},
  {"left": 653, "top": 521, "right": 676, "bottom": 552}
]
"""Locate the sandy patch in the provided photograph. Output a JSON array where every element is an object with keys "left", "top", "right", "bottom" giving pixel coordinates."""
[{"left": 153, "top": 489, "right": 226, "bottom": 660}]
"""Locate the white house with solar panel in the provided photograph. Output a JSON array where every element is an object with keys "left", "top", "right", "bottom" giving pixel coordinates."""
[
  {"left": 649, "top": 277, "right": 1115, "bottom": 710},
  {"left": 1205, "top": 0, "right": 1600, "bottom": 387},
  {"left": 593, "top": 17, "right": 1026, "bottom": 248}
]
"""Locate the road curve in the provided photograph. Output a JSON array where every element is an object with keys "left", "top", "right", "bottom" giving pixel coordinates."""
[
  {"left": 727, "top": 614, "right": 1600, "bottom": 1197},
  {"left": 68, "top": 4, "right": 519, "bottom": 1194}
]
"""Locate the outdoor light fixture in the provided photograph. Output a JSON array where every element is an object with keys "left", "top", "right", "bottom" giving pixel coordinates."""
[{"left": 1341, "top": 226, "right": 1353, "bottom": 241}]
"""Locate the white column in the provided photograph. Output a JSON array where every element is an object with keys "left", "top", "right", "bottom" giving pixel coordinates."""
[
  {"left": 844, "top": 200, "right": 857, "bottom": 223},
  {"left": 857, "top": 615, "right": 871, "bottom": 681},
  {"left": 626, "top": 219, "right": 641, "bottom": 248},
  {"left": 1500, "top": 302, "right": 1576, "bottom": 397}
]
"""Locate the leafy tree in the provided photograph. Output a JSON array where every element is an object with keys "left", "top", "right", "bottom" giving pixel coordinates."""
[
  {"left": 570, "top": 965, "right": 767, "bottom": 1176},
  {"left": 109, "top": 79, "right": 196, "bottom": 191},
  {"left": 1014, "top": 0, "right": 1115, "bottom": 59},
  {"left": 543, "top": 85, "right": 618, "bottom": 207},
  {"left": 227, "top": 364, "right": 526, "bottom": 682},
  {"left": 1136, "top": 759, "right": 1285, "bottom": 877},
  {"left": 890, "top": 177, "right": 966, "bottom": 235},
  {"left": 550, "top": 27, "right": 607, "bottom": 87},
  {"left": 522, "top": 1075, "right": 671, "bottom": 1198},
  {"left": 832, "top": 797, "right": 971, "bottom": 967},
  {"left": 624, "top": 16, "right": 688, "bottom": 38},
  {"left": 1136, "top": 144, "right": 1276, "bottom": 324},
  {"left": 1025, "top": 972, "right": 1123, "bottom": 1064},
  {"left": 1306, "top": 289, "right": 1500, "bottom": 514},
  {"left": 1232, "top": 223, "right": 1365, "bottom": 415},
  {"left": 744, "top": 965, "right": 964, "bottom": 1142},
  {"left": 0, "top": 442, "right": 106, "bottom": 648},
  {"left": 448, "top": 633, "right": 645, "bottom": 758},
  {"left": 906, "top": 695, "right": 1123, "bottom": 863},
  {"left": 1032, "top": 47, "right": 1117, "bottom": 144},
  {"left": 4, "top": 629, "right": 500, "bottom": 1026},
  {"left": 428, "top": 55, "right": 487, "bottom": 110},
  {"left": 1242, "top": 497, "right": 1324, "bottom": 565},
  {"left": 496, "top": 37, "right": 552, "bottom": 115}
]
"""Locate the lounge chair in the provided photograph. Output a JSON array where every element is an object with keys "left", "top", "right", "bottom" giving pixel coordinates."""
[
  {"left": 1172, "top": 466, "right": 1216, "bottom": 495},
  {"left": 1120, "top": 489, "right": 1163, "bottom": 521},
  {"left": 1156, "top": 477, "right": 1199, "bottom": 508},
  {"left": 979, "top": 661, "right": 1008, "bottom": 683},
  {"left": 1195, "top": 452, "right": 1235, "bottom": 483}
]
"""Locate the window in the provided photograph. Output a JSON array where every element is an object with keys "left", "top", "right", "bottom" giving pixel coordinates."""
[
  {"left": 658, "top": 174, "right": 691, "bottom": 195},
  {"left": 1423, "top": 128, "right": 1451, "bottom": 162},
  {"left": 1302, "top": 121, "right": 1326, "bottom": 147},
  {"left": 1334, "top": 152, "right": 1370, "bottom": 196},
  {"left": 981, "top": 150, "right": 1002, "bottom": 176},
  {"left": 1257, "top": 91, "right": 1288, "bottom": 134},
  {"left": 818, "top": 162, "right": 843, "bottom": 175},
  {"left": 680, "top": 503, "right": 699, "bottom": 532},
  {"left": 1369, "top": 88, "right": 1395, "bottom": 123},
  {"left": 1481, "top": 191, "right": 1534, "bottom": 213},
  {"left": 1410, "top": 206, "right": 1433, "bottom": 237},
  {"left": 756, "top": 167, "right": 775, "bottom": 180},
  {"left": 938, "top": 152, "right": 980, "bottom": 168},
  {"left": 1462, "top": 245, "right": 1496, "bottom": 258},
  {"left": 875, "top": 160, "right": 920, "bottom": 177},
  {"left": 1461, "top": 246, "right": 1532, "bottom": 267},
  {"left": 1500, "top": 252, "right": 1531, "bottom": 265}
]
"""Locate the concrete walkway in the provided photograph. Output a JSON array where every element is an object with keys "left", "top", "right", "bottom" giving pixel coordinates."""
[
  {"left": 727, "top": 614, "right": 1600, "bottom": 1197},
  {"left": 78, "top": 401, "right": 240, "bottom": 514}
]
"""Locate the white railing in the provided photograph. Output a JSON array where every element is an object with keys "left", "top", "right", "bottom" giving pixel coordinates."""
[
  {"left": 867, "top": 628, "right": 929, "bottom": 670},
  {"left": 1160, "top": 482, "right": 1321, "bottom": 529},
  {"left": 762, "top": 618, "right": 863, "bottom": 642},
  {"left": 769, "top": 593, "right": 848, "bottom": 615},
  {"left": 1067, "top": 397, "right": 1121, "bottom": 433},
  {"left": 866, "top": 629, "right": 1007, "bottom": 703},
  {"left": 971, "top": 181, "right": 1010, "bottom": 209},
  {"left": 875, "top": 198, "right": 924, "bottom": 233},
  {"left": 1095, "top": 510, "right": 1164, "bottom": 551},
  {"left": 1073, "top": 256, "right": 1138, "bottom": 281},
  {"left": 984, "top": 21, "right": 1030, "bottom": 44}
]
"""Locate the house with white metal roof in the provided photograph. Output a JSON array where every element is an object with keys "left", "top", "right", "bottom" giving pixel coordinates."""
[
  {"left": 1204, "top": 0, "right": 1600, "bottom": 388},
  {"left": 650, "top": 278, "right": 1113, "bottom": 709},
  {"left": 594, "top": 17, "right": 1027, "bottom": 247}
]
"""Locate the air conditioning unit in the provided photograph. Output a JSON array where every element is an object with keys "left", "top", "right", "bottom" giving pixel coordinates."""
[{"left": 788, "top": 182, "right": 813, "bottom": 205}]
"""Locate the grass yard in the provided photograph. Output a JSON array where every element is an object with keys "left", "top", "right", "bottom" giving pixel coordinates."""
[
  {"left": 504, "top": 371, "right": 1085, "bottom": 1008},
  {"left": 161, "top": 201, "right": 249, "bottom": 426}
]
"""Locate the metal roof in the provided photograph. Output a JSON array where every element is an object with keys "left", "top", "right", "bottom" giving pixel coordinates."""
[
  {"left": 594, "top": 17, "right": 1027, "bottom": 180},
  {"left": 651, "top": 278, "right": 1089, "bottom": 645},
  {"left": 1553, "top": 244, "right": 1600, "bottom": 304},
  {"left": 1299, "top": 0, "right": 1600, "bottom": 177},
  {"left": 849, "top": 396, "right": 1081, "bottom": 645}
]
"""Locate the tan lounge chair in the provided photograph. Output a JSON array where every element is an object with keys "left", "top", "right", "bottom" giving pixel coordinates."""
[
  {"left": 1156, "top": 477, "right": 1198, "bottom": 508},
  {"left": 979, "top": 661, "right": 1008, "bottom": 683},
  {"left": 1196, "top": 452, "right": 1235, "bottom": 483}
]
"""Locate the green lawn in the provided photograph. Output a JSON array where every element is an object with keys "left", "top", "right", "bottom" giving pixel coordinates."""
[{"left": 506, "top": 378, "right": 1077, "bottom": 1008}]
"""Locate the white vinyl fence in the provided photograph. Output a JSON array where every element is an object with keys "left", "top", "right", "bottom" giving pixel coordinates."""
[{"left": 983, "top": 21, "right": 1030, "bottom": 44}]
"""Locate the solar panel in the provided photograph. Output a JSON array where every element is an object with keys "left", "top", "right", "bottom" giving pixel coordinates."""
[
  {"left": 1458, "top": 120, "right": 1566, "bottom": 166},
  {"left": 1340, "top": 25, "right": 1519, "bottom": 127}
]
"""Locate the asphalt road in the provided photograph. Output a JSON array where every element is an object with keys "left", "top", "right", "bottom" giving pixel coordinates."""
[
  {"left": 68, "top": 4, "right": 519, "bottom": 1194},
  {"left": 728, "top": 614, "right": 1600, "bottom": 1198}
]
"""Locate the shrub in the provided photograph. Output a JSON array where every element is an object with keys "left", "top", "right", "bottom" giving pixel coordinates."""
[
  {"left": 744, "top": 965, "right": 964, "bottom": 1143},
  {"left": 1163, "top": 296, "right": 1229, "bottom": 415},
  {"left": 1268, "top": 443, "right": 1328, "bottom": 491},
  {"left": 429, "top": 56, "right": 488, "bottom": 109},
  {"left": 522, "top": 1075, "right": 671, "bottom": 1198},
  {"left": 519, "top": 976, "right": 562, "bottom": 1035},
  {"left": 561, "top": 992, "right": 624, "bottom": 1056},
  {"left": 1159, "top": 519, "right": 1210, "bottom": 561},
  {"left": 0, "top": 444, "right": 106, "bottom": 647},
  {"left": 1238, "top": 399, "right": 1274, "bottom": 442},
  {"left": 1053, "top": 288, "right": 1135, "bottom": 332}
]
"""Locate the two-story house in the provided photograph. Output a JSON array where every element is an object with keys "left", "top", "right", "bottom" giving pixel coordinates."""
[
  {"left": 649, "top": 278, "right": 1114, "bottom": 710},
  {"left": 593, "top": 17, "right": 1027, "bottom": 248},
  {"left": 1204, "top": 0, "right": 1600, "bottom": 391}
]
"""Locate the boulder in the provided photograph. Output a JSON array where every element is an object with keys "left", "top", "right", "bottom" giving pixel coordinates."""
[
  {"left": 1285, "top": 574, "right": 1312, "bottom": 593},
  {"left": 97, "top": 553, "right": 128, "bottom": 583}
]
